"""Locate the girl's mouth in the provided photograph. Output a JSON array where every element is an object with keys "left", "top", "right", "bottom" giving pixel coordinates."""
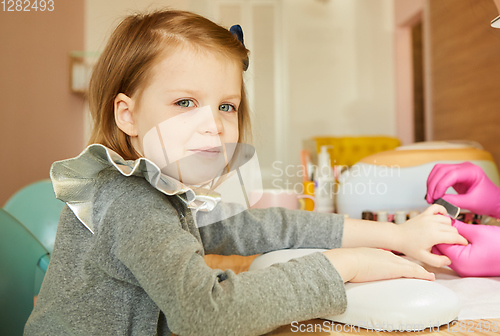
[{"left": 188, "top": 147, "right": 222, "bottom": 158}]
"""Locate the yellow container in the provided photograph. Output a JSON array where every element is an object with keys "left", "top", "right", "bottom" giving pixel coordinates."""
[
  {"left": 303, "top": 136, "right": 401, "bottom": 167},
  {"left": 302, "top": 181, "right": 315, "bottom": 211}
]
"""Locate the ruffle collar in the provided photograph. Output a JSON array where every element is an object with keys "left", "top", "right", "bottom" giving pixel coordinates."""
[{"left": 50, "top": 144, "right": 222, "bottom": 233}]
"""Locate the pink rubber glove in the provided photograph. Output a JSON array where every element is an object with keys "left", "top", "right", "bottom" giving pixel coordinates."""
[
  {"left": 426, "top": 162, "right": 500, "bottom": 219},
  {"left": 432, "top": 219, "right": 500, "bottom": 277}
]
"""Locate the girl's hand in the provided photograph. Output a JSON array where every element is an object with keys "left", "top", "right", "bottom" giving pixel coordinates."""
[
  {"left": 395, "top": 204, "right": 468, "bottom": 267},
  {"left": 323, "top": 247, "right": 435, "bottom": 283}
]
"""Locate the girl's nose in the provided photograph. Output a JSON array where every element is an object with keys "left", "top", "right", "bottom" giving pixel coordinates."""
[{"left": 199, "top": 106, "right": 223, "bottom": 135}]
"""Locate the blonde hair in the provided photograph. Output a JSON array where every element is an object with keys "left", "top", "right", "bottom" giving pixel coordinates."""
[{"left": 88, "top": 9, "right": 252, "bottom": 160}]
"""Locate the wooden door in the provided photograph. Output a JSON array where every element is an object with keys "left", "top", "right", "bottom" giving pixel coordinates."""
[{"left": 429, "top": 0, "right": 500, "bottom": 165}]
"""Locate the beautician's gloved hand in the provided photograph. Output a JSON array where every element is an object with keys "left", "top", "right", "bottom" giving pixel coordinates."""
[
  {"left": 432, "top": 219, "right": 500, "bottom": 277},
  {"left": 426, "top": 162, "right": 500, "bottom": 219}
]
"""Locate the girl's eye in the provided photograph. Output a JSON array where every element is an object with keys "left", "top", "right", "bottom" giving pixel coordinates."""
[
  {"left": 176, "top": 99, "right": 195, "bottom": 108},
  {"left": 219, "top": 104, "right": 236, "bottom": 112}
]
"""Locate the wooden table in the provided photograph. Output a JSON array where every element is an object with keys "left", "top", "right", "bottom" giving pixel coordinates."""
[{"left": 266, "top": 318, "right": 500, "bottom": 335}]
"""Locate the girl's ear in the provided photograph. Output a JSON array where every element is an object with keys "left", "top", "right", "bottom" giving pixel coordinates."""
[{"left": 114, "top": 93, "right": 138, "bottom": 136}]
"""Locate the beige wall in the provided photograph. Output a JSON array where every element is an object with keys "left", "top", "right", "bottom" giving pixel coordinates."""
[
  {"left": 83, "top": 0, "right": 396, "bottom": 189},
  {"left": 282, "top": 0, "right": 395, "bottom": 189},
  {"left": 0, "top": 0, "right": 396, "bottom": 204},
  {"left": 393, "top": 0, "right": 424, "bottom": 145},
  {"left": 285, "top": 0, "right": 396, "bottom": 153},
  {"left": 0, "top": 2, "right": 85, "bottom": 205}
]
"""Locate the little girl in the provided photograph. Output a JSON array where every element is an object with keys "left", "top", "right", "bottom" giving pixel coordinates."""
[{"left": 25, "top": 9, "right": 467, "bottom": 336}]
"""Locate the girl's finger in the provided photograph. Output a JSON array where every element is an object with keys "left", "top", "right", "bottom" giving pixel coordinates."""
[
  {"left": 421, "top": 251, "right": 451, "bottom": 268},
  {"left": 424, "top": 204, "right": 448, "bottom": 216},
  {"left": 436, "top": 231, "right": 469, "bottom": 246},
  {"left": 433, "top": 215, "right": 452, "bottom": 225},
  {"left": 405, "top": 262, "right": 435, "bottom": 281}
]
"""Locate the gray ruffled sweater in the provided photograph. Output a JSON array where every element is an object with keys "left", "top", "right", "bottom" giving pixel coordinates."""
[{"left": 24, "top": 168, "right": 347, "bottom": 335}]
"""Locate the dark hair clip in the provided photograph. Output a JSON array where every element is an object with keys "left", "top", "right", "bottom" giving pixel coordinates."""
[
  {"left": 230, "top": 24, "right": 245, "bottom": 47},
  {"left": 229, "top": 24, "right": 249, "bottom": 71}
]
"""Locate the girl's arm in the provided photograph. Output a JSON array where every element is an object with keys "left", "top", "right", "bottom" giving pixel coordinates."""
[
  {"left": 197, "top": 203, "right": 344, "bottom": 256},
  {"left": 341, "top": 218, "right": 399, "bottom": 250},
  {"left": 100, "top": 178, "right": 347, "bottom": 336},
  {"left": 198, "top": 202, "right": 467, "bottom": 268}
]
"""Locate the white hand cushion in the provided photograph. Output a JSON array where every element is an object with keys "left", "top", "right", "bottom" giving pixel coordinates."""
[{"left": 249, "top": 249, "right": 460, "bottom": 331}]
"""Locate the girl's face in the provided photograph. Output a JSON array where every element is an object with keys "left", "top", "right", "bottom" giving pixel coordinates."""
[{"left": 115, "top": 46, "right": 242, "bottom": 185}]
